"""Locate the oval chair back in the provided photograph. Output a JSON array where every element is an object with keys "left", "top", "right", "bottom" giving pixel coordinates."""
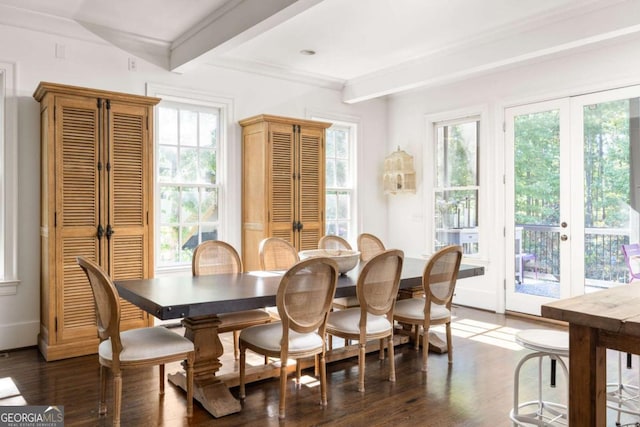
[
  {"left": 259, "top": 237, "right": 299, "bottom": 271},
  {"left": 357, "top": 233, "right": 385, "bottom": 262},
  {"left": 319, "top": 235, "right": 352, "bottom": 251},
  {"left": 192, "top": 240, "right": 243, "bottom": 276}
]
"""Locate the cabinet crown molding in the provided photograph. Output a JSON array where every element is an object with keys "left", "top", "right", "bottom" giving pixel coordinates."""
[{"left": 33, "top": 81, "right": 160, "bottom": 106}]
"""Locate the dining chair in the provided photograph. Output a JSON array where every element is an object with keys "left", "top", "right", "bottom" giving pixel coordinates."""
[
  {"left": 76, "top": 256, "right": 195, "bottom": 427},
  {"left": 192, "top": 240, "right": 272, "bottom": 360},
  {"left": 239, "top": 257, "right": 339, "bottom": 419},
  {"left": 357, "top": 233, "right": 385, "bottom": 263},
  {"left": 326, "top": 249, "right": 404, "bottom": 392},
  {"left": 319, "top": 235, "right": 353, "bottom": 251},
  {"left": 393, "top": 245, "right": 462, "bottom": 372},
  {"left": 259, "top": 237, "right": 300, "bottom": 271}
]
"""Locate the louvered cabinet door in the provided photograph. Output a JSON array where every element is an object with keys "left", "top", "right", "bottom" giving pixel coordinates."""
[
  {"left": 106, "top": 102, "right": 151, "bottom": 328},
  {"left": 54, "top": 96, "right": 101, "bottom": 344},
  {"left": 268, "top": 123, "right": 296, "bottom": 245},
  {"left": 296, "top": 125, "right": 325, "bottom": 250}
]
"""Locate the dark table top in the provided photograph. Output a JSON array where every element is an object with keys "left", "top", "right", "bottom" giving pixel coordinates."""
[{"left": 115, "top": 257, "right": 484, "bottom": 320}]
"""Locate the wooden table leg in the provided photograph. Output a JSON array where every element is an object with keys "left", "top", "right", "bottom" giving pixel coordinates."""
[
  {"left": 168, "top": 315, "right": 241, "bottom": 417},
  {"left": 395, "top": 325, "right": 449, "bottom": 353},
  {"left": 568, "top": 323, "right": 606, "bottom": 426}
]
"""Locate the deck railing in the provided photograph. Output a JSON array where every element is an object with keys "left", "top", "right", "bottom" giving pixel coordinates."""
[{"left": 519, "top": 224, "right": 631, "bottom": 287}]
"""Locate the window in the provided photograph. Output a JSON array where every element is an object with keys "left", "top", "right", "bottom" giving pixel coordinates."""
[
  {"left": 0, "top": 62, "right": 18, "bottom": 293},
  {"left": 434, "top": 117, "right": 480, "bottom": 255},
  {"left": 156, "top": 102, "right": 221, "bottom": 269},
  {"left": 324, "top": 122, "right": 357, "bottom": 242}
]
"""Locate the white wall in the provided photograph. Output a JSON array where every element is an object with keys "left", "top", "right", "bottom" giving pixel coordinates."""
[
  {"left": 0, "top": 22, "right": 387, "bottom": 351},
  {"left": 386, "top": 34, "right": 640, "bottom": 312}
]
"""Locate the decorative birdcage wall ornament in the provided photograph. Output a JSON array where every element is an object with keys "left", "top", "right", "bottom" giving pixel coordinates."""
[{"left": 383, "top": 146, "right": 416, "bottom": 195}]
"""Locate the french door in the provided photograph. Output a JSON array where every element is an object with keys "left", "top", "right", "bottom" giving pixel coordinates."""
[{"left": 505, "top": 86, "right": 640, "bottom": 315}]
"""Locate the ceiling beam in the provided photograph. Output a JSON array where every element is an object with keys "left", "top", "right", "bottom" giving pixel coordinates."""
[
  {"left": 170, "top": 0, "right": 324, "bottom": 73},
  {"left": 342, "top": 0, "right": 640, "bottom": 103}
]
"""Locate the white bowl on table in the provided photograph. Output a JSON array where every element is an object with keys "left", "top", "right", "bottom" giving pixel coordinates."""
[{"left": 298, "top": 249, "right": 360, "bottom": 274}]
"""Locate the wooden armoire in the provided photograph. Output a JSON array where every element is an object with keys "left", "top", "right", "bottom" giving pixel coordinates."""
[
  {"left": 33, "top": 82, "right": 159, "bottom": 361},
  {"left": 239, "top": 114, "right": 331, "bottom": 271}
]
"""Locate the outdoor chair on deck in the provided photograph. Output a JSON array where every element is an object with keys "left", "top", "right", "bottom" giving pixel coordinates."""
[
  {"left": 622, "top": 243, "right": 640, "bottom": 283},
  {"left": 192, "top": 240, "right": 272, "bottom": 360},
  {"left": 239, "top": 257, "right": 339, "bottom": 419},
  {"left": 77, "top": 256, "right": 195, "bottom": 427},
  {"left": 393, "top": 245, "right": 462, "bottom": 372},
  {"left": 326, "top": 249, "right": 404, "bottom": 392}
]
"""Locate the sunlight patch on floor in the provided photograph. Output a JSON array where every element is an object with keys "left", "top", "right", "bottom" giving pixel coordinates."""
[
  {"left": 449, "top": 318, "right": 524, "bottom": 351},
  {"left": 0, "top": 377, "right": 27, "bottom": 405},
  {"left": 297, "top": 375, "right": 320, "bottom": 388}
]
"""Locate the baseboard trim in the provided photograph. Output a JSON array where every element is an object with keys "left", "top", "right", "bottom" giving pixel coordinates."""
[
  {"left": 505, "top": 310, "right": 568, "bottom": 327},
  {"left": 0, "top": 320, "right": 39, "bottom": 351}
]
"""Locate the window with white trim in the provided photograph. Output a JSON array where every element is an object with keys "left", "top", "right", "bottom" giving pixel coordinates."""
[
  {"left": 324, "top": 122, "right": 357, "bottom": 242},
  {"left": 0, "top": 63, "right": 18, "bottom": 293},
  {"left": 433, "top": 117, "right": 480, "bottom": 255},
  {"left": 156, "top": 101, "right": 221, "bottom": 268},
  {"left": 0, "top": 69, "right": 5, "bottom": 278}
]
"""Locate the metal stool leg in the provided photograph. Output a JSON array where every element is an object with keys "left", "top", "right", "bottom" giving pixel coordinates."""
[
  {"left": 607, "top": 351, "right": 640, "bottom": 425},
  {"left": 510, "top": 351, "right": 569, "bottom": 426}
]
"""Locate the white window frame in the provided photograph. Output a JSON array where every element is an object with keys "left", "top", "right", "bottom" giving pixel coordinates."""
[
  {"left": 146, "top": 84, "right": 233, "bottom": 274},
  {"left": 0, "top": 62, "right": 19, "bottom": 295},
  {"left": 425, "top": 106, "right": 488, "bottom": 259},
  {"left": 311, "top": 114, "right": 359, "bottom": 244}
]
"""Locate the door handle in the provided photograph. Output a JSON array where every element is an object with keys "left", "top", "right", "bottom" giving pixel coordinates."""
[{"left": 560, "top": 235, "right": 568, "bottom": 241}]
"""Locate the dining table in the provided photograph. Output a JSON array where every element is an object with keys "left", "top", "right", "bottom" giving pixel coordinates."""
[
  {"left": 115, "top": 257, "right": 484, "bottom": 418},
  {"left": 541, "top": 282, "right": 640, "bottom": 425}
]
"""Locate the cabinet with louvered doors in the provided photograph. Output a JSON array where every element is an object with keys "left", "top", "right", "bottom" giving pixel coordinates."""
[
  {"left": 33, "top": 82, "right": 159, "bottom": 361},
  {"left": 240, "top": 114, "right": 331, "bottom": 271}
]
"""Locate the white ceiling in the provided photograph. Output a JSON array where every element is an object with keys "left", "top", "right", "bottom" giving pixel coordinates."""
[{"left": 1, "top": 0, "right": 640, "bottom": 102}]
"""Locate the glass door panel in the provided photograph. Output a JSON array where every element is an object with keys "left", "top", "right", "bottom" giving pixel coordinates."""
[
  {"left": 573, "top": 88, "right": 640, "bottom": 295},
  {"left": 505, "top": 99, "right": 571, "bottom": 314}
]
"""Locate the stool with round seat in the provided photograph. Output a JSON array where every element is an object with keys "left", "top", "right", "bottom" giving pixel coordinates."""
[{"left": 510, "top": 329, "right": 569, "bottom": 426}]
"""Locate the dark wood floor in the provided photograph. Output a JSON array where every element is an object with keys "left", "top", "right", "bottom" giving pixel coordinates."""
[{"left": 1, "top": 306, "right": 639, "bottom": 426}]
